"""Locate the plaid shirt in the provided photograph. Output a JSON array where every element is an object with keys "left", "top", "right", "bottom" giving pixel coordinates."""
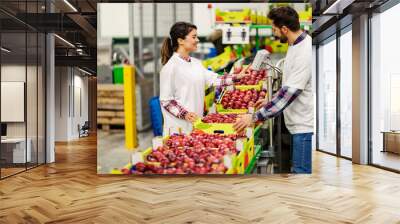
[
  {"left": 160, "top": 99, "right": 189, "bottom": 119},
  {"left": 253, "top": 86, "right": 302, "bottom": 122},
  {"left": 161, "top": 62, "right": 234, "bottom": 119}
]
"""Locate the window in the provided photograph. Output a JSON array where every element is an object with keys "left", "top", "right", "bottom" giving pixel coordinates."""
[
  {"left": 339, "top": 27, "right": 352, "bottom": 158},
  {"left": 371, "top": 2, "right": 400, "bottom": 171},
  {"left": 317, "top": 36, "right": 337, "bottom": 154}
]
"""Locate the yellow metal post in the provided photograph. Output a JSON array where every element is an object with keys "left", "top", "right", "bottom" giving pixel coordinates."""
[{"left": 123, "top": 65, "right": 137, "bottom": 149}]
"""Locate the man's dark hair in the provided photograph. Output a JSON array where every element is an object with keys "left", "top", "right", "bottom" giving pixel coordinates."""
[{"left": 267, "top": 6, "right": 300, "bottom": 32}]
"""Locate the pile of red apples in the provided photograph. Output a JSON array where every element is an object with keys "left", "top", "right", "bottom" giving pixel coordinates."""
[
  {"left": 233, "top": 67, "right": 267, "bottom": 85},
  {"left": 202, "top": 114, "right": 238, "bottom": 123},
  {"left": 220, "top": 89, "right": 266, "bottom": 109},
  {"left": 130, "top": 131, "right": 240, "bottom": 175}
]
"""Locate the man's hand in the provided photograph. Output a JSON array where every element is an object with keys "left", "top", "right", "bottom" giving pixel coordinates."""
[
  {"left": 234, "top": 63, "right": 252, "bottom": 80},
  {"left": 254, "top": 98, "right": 268, "bottom": 110},
  {"left": 233, "top": 114, "right": 253, "bottom": 133},
  {"left": 185, "top": 112, "right": 199, "bottom": 123}
]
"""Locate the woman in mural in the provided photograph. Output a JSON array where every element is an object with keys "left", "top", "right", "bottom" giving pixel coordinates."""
[{"left": 159, "top": 21, "right": 248, "bottom": 135}]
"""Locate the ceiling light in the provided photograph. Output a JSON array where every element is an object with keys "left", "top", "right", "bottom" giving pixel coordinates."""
[
  {"left": 54, "top": 34, "right": 75, "bottom": 48},
  {"left": 323, "top": 0, "right": 355, "bottom": 15},
  {"left": 63, "top": 0, "right": 78, "bottom": 12},
  {"left": 1, "top": 47, "right": 11, "bottom": 53},
  {"left": 78, "top": 67, "right": 92, "bottom": 76}
]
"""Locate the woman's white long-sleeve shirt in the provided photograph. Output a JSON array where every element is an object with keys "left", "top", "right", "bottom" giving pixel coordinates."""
[{"left": 159, "top": 53, "right": 232, "bottom": 135}]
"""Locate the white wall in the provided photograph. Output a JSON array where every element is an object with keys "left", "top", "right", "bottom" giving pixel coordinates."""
[
  {"left": 1, "top": 65, "right": 26, "bottom": 81},
  {"left": 55, "top": 67, "right": 89, "bottom": 141},
  {"left": 55, "top": 67, "right": 69, "bottom": 141},
  {"left": 99, "top": 3, "right": 192, "bottom": 39},
  {"left": 77, "top": 74, "right": 89, "bottom": 123},
  {"left": 99, "top": 3, "right": 129, "bottom": 38},
  {"left": 1, "top": 65, "right": 27, "bottom": 138},
  {"left": 72, "top": 73, "right": 89, "bottom": 138}
]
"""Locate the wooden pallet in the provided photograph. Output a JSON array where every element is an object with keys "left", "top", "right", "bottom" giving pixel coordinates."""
[
  {"left": 97, "top": 124, "right": 125, "bottom": 131},
  {"left": 97, "top": 116, "right": 125, "bottom": 131},
  {"left": 97, "top": 110, "right": 125, "bottom": 118},
  {"left": 97, "top": 97, "right": 124, "bottom": 105},
  {"left": 97, "top": 104, "right": 124, "bottom": 110},
  {"left": 97, "top": 84, "right": 125, "bottom": 131}
]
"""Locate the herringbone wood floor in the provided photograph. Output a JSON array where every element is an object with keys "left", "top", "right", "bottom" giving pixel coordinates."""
[{"left": 1, "top": 135, "right": 400, "bottom": 224}]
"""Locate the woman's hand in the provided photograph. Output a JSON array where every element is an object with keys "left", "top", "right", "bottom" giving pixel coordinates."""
[
  {"left": 184, "top": 112, "right": 199, "bottom": 123},
  {"left": 234, "top": 63, "right": 252, "bottom": 80}
]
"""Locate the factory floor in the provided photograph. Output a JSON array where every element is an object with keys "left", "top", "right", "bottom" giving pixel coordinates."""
[{"left": 97, "top": 129, "right": 153, "bottom": 174}]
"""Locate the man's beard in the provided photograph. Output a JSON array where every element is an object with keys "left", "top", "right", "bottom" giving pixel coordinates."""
[{"left": 278, "top": 35, "right": 288, "bottom": 44}]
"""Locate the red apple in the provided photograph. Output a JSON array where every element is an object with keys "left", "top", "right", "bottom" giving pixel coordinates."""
[{"left": 135, "top": 162, "right": 146, "bottom": 172}]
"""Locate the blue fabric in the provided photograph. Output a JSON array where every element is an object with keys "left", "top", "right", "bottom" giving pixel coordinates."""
[
  {"left": 291, "top": 133, "right": 313, "bottom": 174},
  {"left": 149, "top": 96, "right": 163, "bottom": 136},
  {"left": 293, "top": 32, "right": 307, "bottom": 46},
  {"left": 207, "top": 48, "right": 217, "bottom": 58}
]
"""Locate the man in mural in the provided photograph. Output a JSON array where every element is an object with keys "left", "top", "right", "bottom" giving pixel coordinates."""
[{"left": 234, "top": 6, "right": 313, "bottom": 173}]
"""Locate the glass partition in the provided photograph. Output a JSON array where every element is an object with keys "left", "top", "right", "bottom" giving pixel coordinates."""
[
  {"left": 317, "top": 35, "right": 337, "bottom": 155},
  {"left": 0, "top": 1, "right": 46, "bottom": 179}
]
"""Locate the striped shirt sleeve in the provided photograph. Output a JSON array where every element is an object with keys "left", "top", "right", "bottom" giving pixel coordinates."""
[
  {"left": 160, "top": 100, "right": 188, "bottom": 120},
  {"left": 253, "top": 86, "right": 302, "bottom": 122}
]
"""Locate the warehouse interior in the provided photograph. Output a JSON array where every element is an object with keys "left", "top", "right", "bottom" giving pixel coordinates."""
[
  {"left": 97, "top": 2, "right": 314, "bottom": 174},
  {"left": 0, "top": 0, "right": 97, "bottom": 178},
  {"left": 1, "top": 0, "right": 400, "bottom": 223}
]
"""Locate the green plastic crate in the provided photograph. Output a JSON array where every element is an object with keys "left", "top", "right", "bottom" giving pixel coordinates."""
[{"left": 113, "top": 66, "right": 124, "bottom": 84}]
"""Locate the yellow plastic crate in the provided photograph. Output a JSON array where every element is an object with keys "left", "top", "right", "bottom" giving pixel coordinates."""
[
  {"left": 110, "top": 162, "right": 133, "bottom": 174},
  {"left": 204, "top": 85, "right": 215, "bottom": 113},
  {"left": 234, "top": 80, "right": 264, "bottom": 91},
  {"left": 110, "top": 169, "right": 123, "bottom": 174},
  {"left": 225, "top": 167, "right": 236, "bottom": 174},
  {"left": 270, "top": 40, "right": 288, "bottom": 53},
  {"left": 215, "top": 8, "right": 251, "bottom": 23},
  {"left": 194, "top": 119, "right": 236, "bottom": 135},
  {"left": 141, "top": 147, "right": 153, "bottom": 159},
  {"left": 216, "top": 103, "right": 248, "bottom": 114},
  {"left": 203, "top": 46, "right": 234, "bottom": 71},
  {"left": 233, "top": 150, "right": 246, "bottom": 174}
]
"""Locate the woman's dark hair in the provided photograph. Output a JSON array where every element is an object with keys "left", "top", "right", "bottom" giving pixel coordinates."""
[
  {"left": 161, "top": 21, "right": 197, "bottom": 65},
  {"left": 267, "top": 6, "right": 300, "bottom": 32}
]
